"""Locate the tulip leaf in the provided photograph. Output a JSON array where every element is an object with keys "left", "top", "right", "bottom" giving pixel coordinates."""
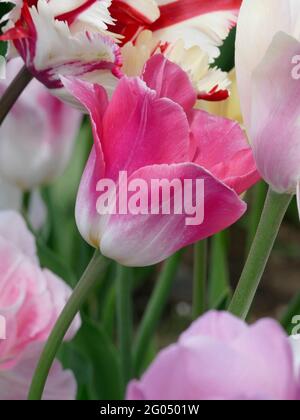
[
  {"left": 36, "top": 238, "right": 77, "bottom": 287},
  {"left": 72, "top": 318, "right": 123, "bottom": 400},
  {"left": 0, "top": 2, "right": 15, "bottom": 18}
]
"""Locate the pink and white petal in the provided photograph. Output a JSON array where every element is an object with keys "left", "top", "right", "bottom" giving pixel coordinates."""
[
  {"left": 62, "top": 76, "right": 108, "bottom": 158},
  {"left": 102, "top": 77, "right": 190, "bottom": 181},
  {"left": 75, "top": 147, "right": 104, "bottom": 248},
  {"left": 0, "top": 210, "right": 37, "bottom": 263},
  {"left": 152, "top": 0, "right": 242, "bottom": 60},
  {"left": 0, "top": 345, "right": 77, "bottom": 400},
  {"left": 190, "top": 109, "right": 259, "bottom": 193},
  {"left": 43, "top": 269, "right": 81, "bottom": 341},
  {"left": 249, "top": 32, "right": 300, "bottom": 193},
  {"left": 100, "top": 163, "right": 246, "bottom": 267},
  {"left": 142, "top": 54, "right": 197, "bottom": 111},
  {"left": 235, "top": 0, "right": 300, "bottom": 128},
  {"left": 19, "top": 5, "right": 122, "bottom": 91}
]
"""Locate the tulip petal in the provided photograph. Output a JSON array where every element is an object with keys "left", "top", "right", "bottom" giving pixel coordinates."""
[
  {"left": 249, "top": 32, "right": 300, "bottom": 193},
  {"left": 0, "top": 210, "right": 37, "bottom": 263},
  {"left": 190, "top": 109, "right": 259, "bottom": 194},
  {"left": 152, "top": 0, "right": 242, "bottom": 60},
  {"left": 100, "top": 163, "right": 246, "bottom": 266},
  {"left": 142, "top": 54, "right": 197, "bottom": 111},
  {"left": 101, "top": 77, "right": 190, "bottom": 181},
  {"left": 0, "top": 345, "right": 77, "bottom": 400},
  {"left": 235, "top": 0, "right": 300, "bottom": 128}
]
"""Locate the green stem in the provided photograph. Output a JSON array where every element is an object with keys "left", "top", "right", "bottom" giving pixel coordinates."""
[
  {"left": 229, "top": 188, "right": 292, "bottom": 319},
  {"left": 0, "top": 66, "right": 33, "bottom": 125},
  {"left": 193, "top": 240, "right": 207, "bottom": 318},
  {"left": 246, "top": 181, "right": 267, "bottom": 254},
  {"left": 28, "top": 251, "right": 107, "bottom": 400},
  {"left": 22, "top": 191, "right": 31, "bottom": 221},
  {"left": 133, "top": 251, "right": 182, "bottom": 376},
  {"left": 116, "top": 265, "right": 133, "bottom": 387}
]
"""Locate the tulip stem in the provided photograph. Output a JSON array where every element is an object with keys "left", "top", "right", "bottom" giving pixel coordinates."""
[
  {"left": 193, "top": 240, "right": 207, "bottom": 318},
  {"left": 116, "top": 265, "right": 133, "bottom": 388},
  {"left": 229, "top": 188, "right": 292, "bottom": 320},
  {"left": 133, "top": 251, "right": 183, "bottom": 376},
  {"left": 28, "top": 251, "right": 107, "bottom": 400},
  {"left": 0, "top": 65, "right": 33, "bottom": 125}
]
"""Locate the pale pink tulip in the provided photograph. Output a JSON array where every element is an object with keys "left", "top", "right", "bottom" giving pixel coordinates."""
[
  {"left": 64, "top": 55, "right": 259, "bottom": 267},
  {"left": 0, "top": 58, "right": 82, "bottom": 190},
  {"left": 235, "top": 0, "right": 300, "bottom": 198},
  {"left": 127, "top": 311, "right": 300, "bottom": 400},
  {"left": 0, "top": 210, "right": 81, "bottom": 369},
  {"left": 0, "top": 344, "right": 77, "bottom": 400}
]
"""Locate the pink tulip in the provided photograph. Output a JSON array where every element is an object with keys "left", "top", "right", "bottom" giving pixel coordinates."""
[
  {"left": 0, "top": 344, "right": 77, "bottom": 400},
  {"left": 235, "top": 0, "right": 300, "bottom": 197},
  {"left": 64, "top": 55, "right": 259, "bottom": 267},
  {"left": 0, "top": 0, "right": 121, "bottom": 98},
  {"left": 0, "top": 58, "right": 82, "bottom": 190},
  {"left": 127, "top": 311, "right": 300, "bottom": 400},
  {"left": 0, "top": 210, "right": 81, "bottom": 369}
]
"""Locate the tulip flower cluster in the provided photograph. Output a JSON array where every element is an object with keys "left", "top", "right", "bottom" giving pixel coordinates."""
[{"left": 0, "top": 0, "right": 299, "bottom": 403}]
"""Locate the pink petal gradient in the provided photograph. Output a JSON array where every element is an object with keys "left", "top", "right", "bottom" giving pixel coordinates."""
[
  {"left": 101, "top": 77, "right": 190, "bottom": 181},
  {"left": 100, "top": 163, "right": 246, "bottom": 267},
  {"left": 248, "top": 32, "right": 300, "bottom": 194},
  {"left": 142, "top": 54, "right": 197, "bottom": 111},
  {"left": 0, "top": 344, "right": 77, "bottom": 400},
  {"left": 0, "top": 211, "right": 80, "bottom": 369},
  {"left": 190, "top": 109, "right": 260, "bottom": 194},
  {"left": 127, "top": 311, "right": 300, "bottom": 400}
]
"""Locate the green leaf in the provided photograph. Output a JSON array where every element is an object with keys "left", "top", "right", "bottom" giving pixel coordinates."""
[
  {"left": 37, "top": 238, "right": 77, "bottom": 287},
  {"left": 0, "top": 2, "right": 14, "bottom": 19},
  {"left": 0, "top": 41, "right": 7, "bottom": 57},
  {"left": 208, "top": 232, "right": 231, "bottom": 309},
  {"left": 73, "top": 318, "right": 123, "bottom": 400},
  {"left": 59, "top": 343, "right": 93, "bottom": 401}
]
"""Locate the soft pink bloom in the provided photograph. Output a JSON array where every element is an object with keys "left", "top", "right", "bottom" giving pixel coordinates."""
[
  {"left": 0, "top": 344, "right": 77, "bottom": 400},
  {"left": 64, "top": 55, "right": 259, "bottom": 267},
  {"left": 235, "top": 0, "right": 300, "bottom": 197},
  {"left": 0, "top": 58, "right": 82, "bottom": 190},
  {"left": 0, "top": 0, "right": 121, "bottom": 99},
  {"left": 127, "top": 311, "right": 300, "bottom": 400},
  {"left": 0, "top": 210, "right": 81, "bottom": 369}
]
